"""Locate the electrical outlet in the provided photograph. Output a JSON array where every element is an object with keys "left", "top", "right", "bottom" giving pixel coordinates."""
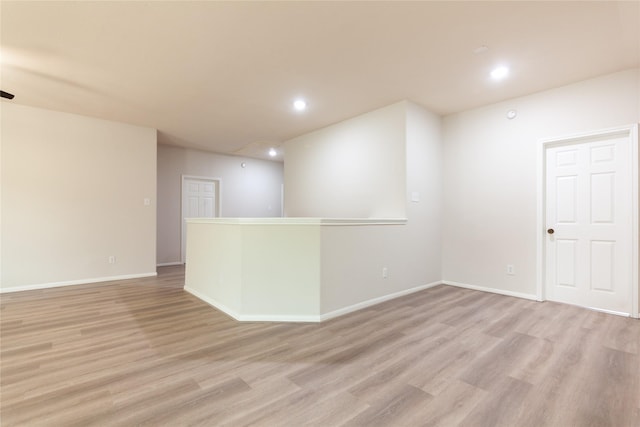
[
  {"left": 109, "top": 256, "right": 116, "bottom": 264},
  {"left": 506, "top": 264, "right": 515, "bottom": 275},
  {"left": 382, "top": 267, "right": 388, "bottom": 279}
]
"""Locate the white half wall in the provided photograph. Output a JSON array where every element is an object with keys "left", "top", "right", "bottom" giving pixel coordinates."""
[
  {"left": 1, "top": 103, "right": 157, "bottom": 290},
  {"left": 183, "top": 218, "right": 434, "bottom": 322},
  {"left": 442, "top": 68, "right": 640, "bottom": 300},
  {"left": 156, "top": 144, "right": 284, "bottom": 265},
  {"left": 184, "top": 219, "right": 322, "bottom": 321},
  {"left": 284, "top": 101, "right": 407, "bottom": 218}
]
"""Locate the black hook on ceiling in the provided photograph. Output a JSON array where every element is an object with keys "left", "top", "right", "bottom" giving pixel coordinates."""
[{"left": 1, "top": 91, "right": 15, "bottom": 100}]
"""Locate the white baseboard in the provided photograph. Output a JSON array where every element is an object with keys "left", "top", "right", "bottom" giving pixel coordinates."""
[
  {"left": 184, "top": 286, "right": 321, "bottom": 322},
  {"left": 584, "top": 305, "right": 630, "bottom": 317},
  {"left": 184, "top": 286, "right": 243, "bottom": 320},
  {"left": 157, "top": 262, "right": 183, "bottom": 267},
  {"left": 0, "top": 272, "right": 158, "bottom": 293},
  {"left": 319, "top": 280, "right": 442, "bottom": 322},
  {"left": 185, "top": 280, "right": 538, "bottom": 323},
  {"left": 442, "top": 280, "right": 538, "bottom": 301},
  {"left": 186, "top": 282, "right": 443, "bottom": 323},
  {"left": 237, "top": 314, "right": 321, "bottom": 323}
]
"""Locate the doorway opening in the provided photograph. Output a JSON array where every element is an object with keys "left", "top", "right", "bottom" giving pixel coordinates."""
[
  {"left": 181, "top": 175, "right": 221, "bottom": 264},
  {"left": 537, "top": 125, "right": 638, "bottom": 318}
]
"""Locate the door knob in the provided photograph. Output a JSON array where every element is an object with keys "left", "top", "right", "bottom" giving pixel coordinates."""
[{"left": 547, "top": 228, "right": 555, "bottom": 234}]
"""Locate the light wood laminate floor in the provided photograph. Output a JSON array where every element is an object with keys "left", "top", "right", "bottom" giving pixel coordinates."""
[{"left": 1, "top": 266, "right": 639, "bottom": 426}]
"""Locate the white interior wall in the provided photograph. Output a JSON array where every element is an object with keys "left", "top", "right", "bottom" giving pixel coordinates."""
[
  {"left": 156, "top": 144, "right": 283, "bottom": 265},
  {"left": 284, "top": 100, "right": 443, "bottom": 312},
  {"left": 3, "top": 67, "right": 636, "bottom": 314},
  {"left": 284, "top": 101, "right": 407, "bottom": 218},
  {"left": 442, "top": 68, "right": 640, "bottom": 299},
  {"left": 405, "top": 101, "right": 443, "bottom": 283},
  {"left": 1, "top": 103, "right": 157, "bottom": 290}
]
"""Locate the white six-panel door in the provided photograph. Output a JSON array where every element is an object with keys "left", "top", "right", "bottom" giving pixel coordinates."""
[
  {"left": 545, "top": 133, "right": 633, "bottom": 315},
  {"left": 182, "top": 177, "right": 219, "bottom": 263}
]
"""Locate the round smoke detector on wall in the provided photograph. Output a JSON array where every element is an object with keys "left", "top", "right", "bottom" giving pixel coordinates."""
[{"left": 506, "top": 109, "right": 517, "bottom": 120}]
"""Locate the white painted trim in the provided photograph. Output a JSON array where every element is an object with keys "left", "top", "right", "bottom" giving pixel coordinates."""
[
  {"left": 187, "top": 217, "right": 407, "bottom": 226},
  {"left": 156, "top": 262, "right": 183, "bottom": 267},
  {"left": 536, "top": 130, "right": 545, "bottom": 302},
  {"left": 187, "top": 281, "right": 441, "bottom": 323},
  {"left": 631, "top": 124, "right": 639, "bottom": 318},
  {"left": 442, "top": 280, "right": 538, "bottom": 301},
  {"left": 319, "top": 281, "right": 442, "bottom": 321},
  {"left": 551, "top": 299, "right": 631, "bottom": 318},
  {"left": 280, "top": 183, "right": 285, "bottom": 218},
  {"left": 184, "top": 286, "right": 320, "bottom": 322},
  {"left": 585, "top": 306, "right": 630, "bottom": 318},
  {"left": 236, "top": 314, "right": 321, "bottom": 323},
  {"left": 184, "top": 286, "right": 243, "bottom": 321},
  {"left": 0, "top": 272, "right": 158, "bottom": 293},
  {"left": 181, "top": 175, "right": 222, "bottom": 264},
  {"left": 536, "top": 124, "right": 639, "bottom": 318}
]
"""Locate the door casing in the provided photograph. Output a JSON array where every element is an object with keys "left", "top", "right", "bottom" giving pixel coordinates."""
[
  {"left": 536, "top": 124, "right": 639, "bottom": 318},
  {"left": 181, "top": 175, "right": 222, "bottom": 264}
]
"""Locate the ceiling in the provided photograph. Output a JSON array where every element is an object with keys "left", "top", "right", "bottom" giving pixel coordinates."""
[{"left": 1, "top": 1, "right": 639, "bottom": 161}]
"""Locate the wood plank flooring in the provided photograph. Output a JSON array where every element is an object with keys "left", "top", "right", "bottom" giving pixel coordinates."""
[{"left": 1, "top": 265, "right": 639, "bottom": 426}]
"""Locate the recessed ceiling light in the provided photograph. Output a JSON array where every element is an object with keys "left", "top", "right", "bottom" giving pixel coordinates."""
[
  {"left": 293, "top": 99, "right": 307, "bottom": 111},
  {"left": 491, "top": 66, "right": 509, "bottom": 80},
  {"left": 268, "top": 148, "right": 277, "bottom": 157}
]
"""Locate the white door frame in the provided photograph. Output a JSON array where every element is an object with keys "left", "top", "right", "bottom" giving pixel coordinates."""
[
  {"left": 536, "top": 124, "right": 639, "bottom": 318},
  {"left": 181, "top": 175, "right": 222, "bottom": 264}
]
